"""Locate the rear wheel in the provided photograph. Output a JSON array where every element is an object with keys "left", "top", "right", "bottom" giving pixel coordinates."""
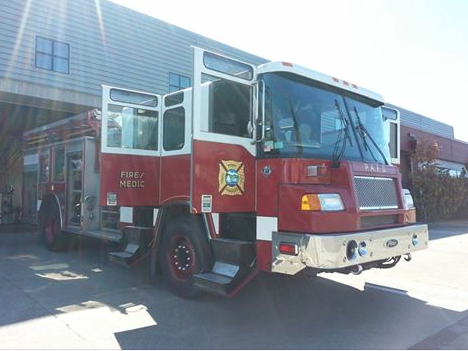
[
  {"left": 159, "top": 216, "right": 213, "bottom": 298},
  {"left": 41, "top": 210, "right": 64, "bottom": 251}
]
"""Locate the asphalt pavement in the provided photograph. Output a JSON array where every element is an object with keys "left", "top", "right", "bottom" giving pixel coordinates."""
[{"left": 0, "top": 221, "right": 467, "bottom": 349}]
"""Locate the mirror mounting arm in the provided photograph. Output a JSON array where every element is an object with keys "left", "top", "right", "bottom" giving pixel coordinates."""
[{"left": 252, "top": 79, "right": 266, "bottom": 144}]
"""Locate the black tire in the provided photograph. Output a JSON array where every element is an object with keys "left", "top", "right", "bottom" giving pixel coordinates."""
[
  {"left": 159, "top": 215, "right": 213, "bottom": 298},
  {"left": 41, "top": 210, "right": 65, "bottom": 251}
]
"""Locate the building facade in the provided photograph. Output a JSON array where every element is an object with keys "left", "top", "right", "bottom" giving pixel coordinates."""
[
  {"left": 0, "top": 0, "right": 266, "bottom": 219},
  {"left": 387, "top": 104, "right": 468, "bottom": 188},
  {"left": 1, "top": 0, "right": 467, "bottom": 222}
]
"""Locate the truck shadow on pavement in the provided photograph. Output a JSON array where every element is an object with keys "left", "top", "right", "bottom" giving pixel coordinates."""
[
  {"left": 113, "top": 274, "right": 466, "bottom": 350},
  {"left": 0, "top": 229, "right": 466, "bottom": 349},
  {"left": 428, "top": 221, "right": 468, "bottom": 240}
]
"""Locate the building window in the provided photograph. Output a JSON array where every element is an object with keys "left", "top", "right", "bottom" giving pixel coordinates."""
[
  {"left": 35, "top": 36, "right": 70, "bottom": 74},
  {"left": 169, "top": 73, "right": 191, "bottom": 93}
]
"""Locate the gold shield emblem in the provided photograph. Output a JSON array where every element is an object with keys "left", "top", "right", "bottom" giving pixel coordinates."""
[{"left": 218, "top": 160, "right": 245, "bottom": 196}]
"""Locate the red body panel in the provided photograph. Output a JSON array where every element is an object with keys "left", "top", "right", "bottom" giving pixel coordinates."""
[
  {"left": 256, "top": 240, "right": 272, "bottom": 272},
  {"left": 192, "top": 140, "right": 255, "bottom": 213},
  {"left": 257, "top": 159, "right": 406, "bottom": 234},
  {"left": 256, "top": 159, "right": 333, "bottom": 216},
  {"left": 100, "top": 154, "right": 160, "bottom": 206},
  {"left": 160, "top": 155, "right": 191, "bottom": 204},
  {"left": 278, "top": 184, "right": 359, "bottom": 233}
]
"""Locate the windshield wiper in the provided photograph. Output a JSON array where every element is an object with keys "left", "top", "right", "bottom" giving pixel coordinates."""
[
  {"left": 287, "top": 99, "right": 302, "bottom": 146},
  {"left": 353, "top": 106, "right": 389, "bottom": 165},
  {"left": 331, "top": 99, "right": 352, "bottom": 167}
]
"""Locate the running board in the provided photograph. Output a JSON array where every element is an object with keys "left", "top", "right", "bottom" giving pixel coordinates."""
[
  {"left": 194, "top": 238, "right": 256, "bottom": 297},
  {"left": 86, "top": 230, "right": 122, "bottom": 243},
  {"left": 108, "top": 226, "right": 154, "bottom": 267}
]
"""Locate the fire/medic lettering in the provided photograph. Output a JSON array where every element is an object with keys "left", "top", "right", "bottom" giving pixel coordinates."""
[
  {"left": 119, "top": 180, "right": 145, "bottom": 188},
  {"left": 364, "top": 164, "right": 387, "bottom": 173},
  {"left": 119, "top": 171, "right": 145, "bottom": 188},
  {"left": 120, "top": 171, "right": 144, "bottom": 179},
  {"left": 218, "top": 160, "right": 245, "bottom": 196}
]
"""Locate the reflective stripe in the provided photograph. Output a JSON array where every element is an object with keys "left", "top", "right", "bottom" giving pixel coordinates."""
[
  {"left": 153, "top": 208, "right": 159, "bottom": 227},
  {"left": 256, "top": 216, "right": 277, "bottom": 241},
  {"left": 212, "top": 213, "right": 220, "bottom": 234},
  {"left": 120, "top": 206, "right": 133, "bottom": 224}
]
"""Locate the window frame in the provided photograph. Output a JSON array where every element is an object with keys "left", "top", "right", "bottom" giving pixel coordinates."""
[
  {"left": 101, "top": 85, "right": 162, "bottom": 157},
  {"left": 35, "top": 36, "right": 70, "bottom": 74}
]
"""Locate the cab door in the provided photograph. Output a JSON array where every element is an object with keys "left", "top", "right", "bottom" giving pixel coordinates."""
[
  {"left": 100, "top": 86, "right": 162, "bottom": 207},
  {"left": 160, "top": 90, "right": 192, "bottom": 204},
  {"left": 191, "top": 48, "right": 257, "bottom": 213}
]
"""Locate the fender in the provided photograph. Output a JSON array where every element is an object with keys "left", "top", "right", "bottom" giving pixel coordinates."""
[
  {"left": 149, "top": 201, "right": 214, "bottom": 277},
  {"left": 151, "top": 201, "right": 191, "bottom": 249}
]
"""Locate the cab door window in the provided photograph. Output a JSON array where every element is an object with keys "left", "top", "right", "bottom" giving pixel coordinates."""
[
  {"left": 107, "top": 105, "right": 158, "bottom": 150},
  {"left": 163, "top": 107, "right": 185, "bottom": 151},
  {"left": 206, "top": 79, "right": 252, "bottom": 138}
]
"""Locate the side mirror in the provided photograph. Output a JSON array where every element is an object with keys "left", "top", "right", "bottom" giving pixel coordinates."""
[{"left": 381, "top": 106, "right": 400, "bottom": 165}]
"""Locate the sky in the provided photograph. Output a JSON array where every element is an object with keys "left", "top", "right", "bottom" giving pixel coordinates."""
[{"left": 109, "top": 0, "right": 468, "bottom": 141}]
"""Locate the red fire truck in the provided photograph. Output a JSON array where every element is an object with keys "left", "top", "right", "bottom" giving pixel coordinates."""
[{"left": 22, "top": 48, "right": 428, "bottom": 297}]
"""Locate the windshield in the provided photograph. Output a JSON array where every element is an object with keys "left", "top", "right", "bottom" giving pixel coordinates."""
[{"left": 259, "top": 72, "right": 390, "bottom": 164}]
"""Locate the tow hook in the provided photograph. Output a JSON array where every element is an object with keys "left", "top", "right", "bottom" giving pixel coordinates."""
[
  {"left": 404, "top": 253, "right": 412, "bottom": 262},
  {"left": 351, "top": 265, "right": 363, "bottom": 275}
]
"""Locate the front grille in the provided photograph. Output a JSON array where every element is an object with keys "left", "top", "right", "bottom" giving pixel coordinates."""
[
  {"left": 354, "top": 176, "right": 399, "bottom": 210},
  {"left": 360, "top": 215, "right": 399, "bottom": 229}
]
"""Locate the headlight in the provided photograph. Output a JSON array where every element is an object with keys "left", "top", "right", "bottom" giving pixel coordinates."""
[
  {"left": 318, "top": 194, "right": 345, "bottom": 211},
  {"left": 301, "top": 193, "right": 345, "bottom": 211},
  {"left": 402, "top": 189, "right": 415, "bottom": 210}
]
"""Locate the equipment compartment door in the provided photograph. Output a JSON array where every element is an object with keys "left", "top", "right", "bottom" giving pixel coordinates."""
[
  {"left": 22, "top": 153, "right": 39, "bottom": 224},
  {"left": 82, "top": 138, "right": 100, "bottom": 232},
  {"left": 100, "top": 86, "right": 162, "bottom": 207},
  {"left": 191, "top": 47, "right": 257, "bottom": 213},
  {"left": 66, "top": 151, "right": 83, "bottom": 227}
]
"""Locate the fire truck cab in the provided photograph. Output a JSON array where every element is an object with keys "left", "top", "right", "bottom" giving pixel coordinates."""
[{"left": 23, "top": 47, "right": 428, "bottom": 297}]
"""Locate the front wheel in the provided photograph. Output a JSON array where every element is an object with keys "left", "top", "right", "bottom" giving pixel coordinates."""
[{"left": 159, "top": 216, "right": 213, "bottom": 298}]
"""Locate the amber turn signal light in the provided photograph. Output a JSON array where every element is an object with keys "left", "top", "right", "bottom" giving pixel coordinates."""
[{"left": 301, "top": 194, "right": 321, "bottom": 211}]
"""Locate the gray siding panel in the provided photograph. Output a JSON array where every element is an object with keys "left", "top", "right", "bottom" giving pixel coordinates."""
[
  {"left": 0, "top": 0, "right": 454, "bottom": 145},
  {"left": 0, "top": 0, "right": 267, "bottom": 104}
]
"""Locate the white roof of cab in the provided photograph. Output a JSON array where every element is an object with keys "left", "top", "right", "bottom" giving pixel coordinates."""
[{"left": 257, "top": 61, "right": 385, "bottom": 104}]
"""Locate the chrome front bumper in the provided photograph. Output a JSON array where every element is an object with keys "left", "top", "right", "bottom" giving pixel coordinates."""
[{"left": 271, "top": 224, "right": 429, "bottom": 275}]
